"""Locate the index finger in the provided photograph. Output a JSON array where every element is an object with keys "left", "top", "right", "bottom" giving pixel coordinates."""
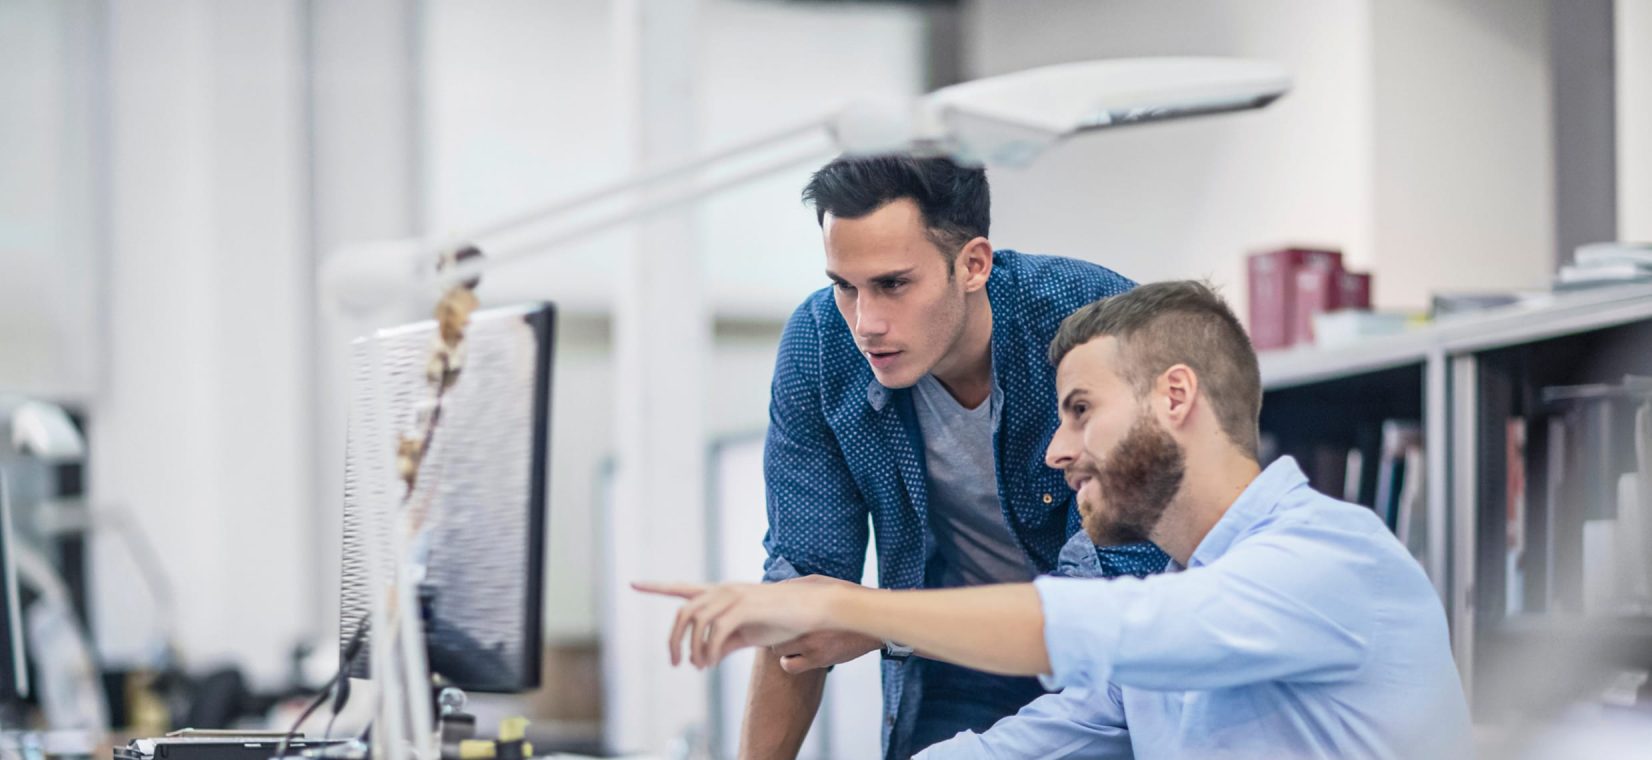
[{"left": 631, "top": 581, "right": 711, "bottom": 599}]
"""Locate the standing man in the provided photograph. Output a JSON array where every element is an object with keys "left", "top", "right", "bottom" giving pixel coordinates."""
[{"left": 744, "top": 155, "right": 1166, "bottom": 759}]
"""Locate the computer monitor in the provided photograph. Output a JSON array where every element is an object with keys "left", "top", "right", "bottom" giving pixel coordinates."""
[
  {"left": 0, "top": 472, "right": 30, "bottom": 705},
  {"left": 338, "top": 302, "right": 554, "bottom": 693}
]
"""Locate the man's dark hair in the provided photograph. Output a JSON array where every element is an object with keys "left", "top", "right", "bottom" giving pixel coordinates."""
[
  {"left": 1049, "top": 281, "right": 1263, "bottom": 460},
  {"left": 800, "top": 155, "right": 990, "bottom": 261}
]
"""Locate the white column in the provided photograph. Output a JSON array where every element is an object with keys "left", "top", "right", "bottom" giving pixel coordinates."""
[
  {"left": 604, "top": 0, "right": 711, "bottom": 753},
  {"left": 92, "top": 0, "right": 312, "bottom": 686},
  {"left": 1619, "top": 0, "right": 1652, "bottom": 242},
  {"left": 0, "top": 0, "right": 103, "bottom": 398}
]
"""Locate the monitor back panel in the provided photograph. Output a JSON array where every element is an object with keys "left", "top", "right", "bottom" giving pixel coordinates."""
[{"left": 339, "top": 302, "right": 553, "bottom": 693}]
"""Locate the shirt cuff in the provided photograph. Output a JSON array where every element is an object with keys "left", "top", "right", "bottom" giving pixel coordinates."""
[
  {"left": 761, "top": 555, "right": 802, "bottom": 584},
  {"left": 1034, "top": 576, "right": 1123, "bottom": 691}
]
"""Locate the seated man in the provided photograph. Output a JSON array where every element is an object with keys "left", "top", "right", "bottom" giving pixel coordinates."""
[{"left": 638, "top": 280, "right": 1472, "bottom": 759}]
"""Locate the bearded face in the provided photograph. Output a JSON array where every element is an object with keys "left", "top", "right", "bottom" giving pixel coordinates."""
[{"left": 1072, "top": 408, "right": 1186, "bottom": 546}]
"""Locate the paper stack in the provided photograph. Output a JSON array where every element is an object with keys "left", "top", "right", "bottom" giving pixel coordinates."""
[{"left": 1557, "top": 242, "right": 1652, "bottom": 289}]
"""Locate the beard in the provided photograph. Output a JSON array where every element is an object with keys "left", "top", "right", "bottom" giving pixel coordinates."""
[{"left": 1078, "top": 412, "right": 1187, "bottom": 546}]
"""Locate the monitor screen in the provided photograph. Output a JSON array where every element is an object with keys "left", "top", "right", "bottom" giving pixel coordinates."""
[{"left": 338, "top": 302, "right": 553, "bottom": 693}]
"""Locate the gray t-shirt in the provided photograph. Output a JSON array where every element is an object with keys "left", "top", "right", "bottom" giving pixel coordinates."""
[{"left": 910, "top": 371, "right": 1035, "bottom": 588}]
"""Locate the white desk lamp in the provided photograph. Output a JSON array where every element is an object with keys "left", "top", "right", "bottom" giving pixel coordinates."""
[
  {"left": 325, "top": 57, "right": 1289, "bottom": 309},
  {"left": 337, "top": 56, "right": 1290, "bottom": 760}
]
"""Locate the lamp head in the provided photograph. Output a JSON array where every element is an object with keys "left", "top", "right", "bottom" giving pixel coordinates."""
[{"left": 838, "top": 57, "right": 1291, "bottom": 167}]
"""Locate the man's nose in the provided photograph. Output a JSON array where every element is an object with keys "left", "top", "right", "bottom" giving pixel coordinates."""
[
  {"left": 855, "top": 299, "right": 889, "bottom": 337},
  {"left": 1046, "top": 425, "right": 1077, "bottom": 470}
]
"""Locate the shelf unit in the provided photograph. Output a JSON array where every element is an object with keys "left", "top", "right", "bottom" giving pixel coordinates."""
[{"left": 1257, "top": 281, "right": 1652, "bottom": 719}]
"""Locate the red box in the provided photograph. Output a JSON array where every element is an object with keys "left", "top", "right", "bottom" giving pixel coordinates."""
[
  {"left": 1293, "top": 266, "right": 1339, "bottom": 345},
  {"left": 1292, "top": 268, "right": 1374, "bottom": 345},
  {"left": 1338, "top": 271, "right": 1372, "bottom": 311},
  {"left": 1247, "top": 247, "right": 1343, "bottom": 349}
]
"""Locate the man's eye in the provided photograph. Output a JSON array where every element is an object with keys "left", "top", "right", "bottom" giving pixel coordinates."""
[
  {"left": 882, "top": 280, "right": 907, "bottom": 291},
  {"left": 833, "top": 282, "right": 855, "bottom": 293}
]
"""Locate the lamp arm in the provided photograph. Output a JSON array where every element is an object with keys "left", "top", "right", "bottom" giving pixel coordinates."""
[
  {"left": 446, "top": 134, "right": 836, "bottom": 286},
  {"left": 453, "top": 111, "right": 838, "bottom": 247},
  {"left": 327, "top": 111, "right": 847, "bottom": 309},
  {"left": 325, "top": 58, "right": 1292, "bottom": 310}
]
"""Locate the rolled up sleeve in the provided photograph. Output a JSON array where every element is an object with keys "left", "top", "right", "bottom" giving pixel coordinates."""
[{"left": 761, "top": 302, "right": 871, "bottom": 584}]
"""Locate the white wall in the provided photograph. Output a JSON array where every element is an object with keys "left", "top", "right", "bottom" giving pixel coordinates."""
[
  {"left": 966, "top": 0, "right": 1376, "bottom": 312},
  {"left": 966, "top": 0, "right": 1560, "bottom": 313},
  {"left": 695, "top": 0, "right": 929, "bottom": 317},
  {"left": 1620, "top": 0, "right": 1652, "bottom": 242},
  {"left": 421, "top": 0, "right": 925, "bottom": 319},
  {"left": 1369, "top": 0, "right": 1555, "bottom": 308}
]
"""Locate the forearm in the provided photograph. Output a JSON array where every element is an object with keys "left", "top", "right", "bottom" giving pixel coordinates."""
[
  {"left": 826, "top": 584, "right": 1049, "bottom": 676},
  {"left": 737, "top": 649, "right": 826, "bottom": 760}
]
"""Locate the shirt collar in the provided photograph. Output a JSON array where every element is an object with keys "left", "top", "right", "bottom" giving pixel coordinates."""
[{"left": 1187, "top": 456, "right": 1308, "bottom": 568}]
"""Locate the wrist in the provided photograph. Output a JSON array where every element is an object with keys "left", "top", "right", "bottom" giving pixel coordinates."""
[{"left": 820, "top": 584, "right": 855, "bottom": 630}]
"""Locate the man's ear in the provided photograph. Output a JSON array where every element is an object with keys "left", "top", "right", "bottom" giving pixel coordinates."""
[
  {"left": 958, "top": 237, "right": 993, "bottom": 292},
  {"left": 1158, "top": 364, "right": 1199, "bottom": 429}
]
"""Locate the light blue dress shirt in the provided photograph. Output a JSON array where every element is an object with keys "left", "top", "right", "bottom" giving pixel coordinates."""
[{"left": 916, "top": 457, "right": 1472, "bottom": 759}]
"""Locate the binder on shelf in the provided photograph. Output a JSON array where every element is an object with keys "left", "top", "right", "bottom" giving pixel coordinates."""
[
  {"left": 1373, "top": 420, "right": 1422, "bottom": 532},
  {"left": 1247, "top": 247, "right": 1342, "bottom": 350},
  {"left": 1505, "top": 417, "right": 1527, "bottom": 615},
  {"left": 1293, "top": 265, "right": 1340, "bottom": 347},
  {"left": 1396, "top": 445, "right": 1427, "bottom": 562}
]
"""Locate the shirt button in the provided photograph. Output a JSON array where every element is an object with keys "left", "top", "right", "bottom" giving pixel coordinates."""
[{"left": 1042, "top": 493, "right": 1054, "bottom": 504}]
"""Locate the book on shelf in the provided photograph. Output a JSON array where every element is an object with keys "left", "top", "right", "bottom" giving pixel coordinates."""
[
  {"left": 1633, "top": 403, "right": 1652, "bottom": 610},
  {"left": 1343, "top": 448, "right": 1364, "bottom": 504},
  {"left": 1557, "top": 262, "right": 1652, "bottom": 284},
  {"left": 1543, "top": 377, "right": 1652, "bottom": 616},
  {"left": 1372, "top": 420, "right": 1422, "bottom": 534},
  {"left": 1395, "top": 444, "right": 1427, "bottom": 562},
  {"left": 1616, "top": 471, "right": 1650, "bottom": 610},
  {"left": 1506, "top": 417, "right": 1528, "bottom": 615},
  {"left": 1574, "top": 241, "right": 1652, "bottom": 267},
  {"left": 1556, "top": 242, "right": 1652, "bottom": 290},
  {"left": 1309, "top": 444, "right": 1348, "bottom": 503},
  {"left": 1545, "top": 415, "right": 1567, "bottom": 611}
]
